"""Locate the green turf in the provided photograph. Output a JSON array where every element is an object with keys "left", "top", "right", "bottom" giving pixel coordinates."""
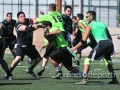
[{"left": 0, "top": 54, "right": 120, "bottom": 90}]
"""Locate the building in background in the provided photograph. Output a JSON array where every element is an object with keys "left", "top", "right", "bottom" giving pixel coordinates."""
[{"left": 0, "top": 0, "right": 119, "bottom": 27}]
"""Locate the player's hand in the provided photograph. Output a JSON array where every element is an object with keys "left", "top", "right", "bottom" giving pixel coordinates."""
[
  {"left": 70, "top": 47, "right": 76, "bottom": 53},
  {"left": 117, "top": 36, "right": 120, "bottom": 39},
  {"left": 33, "top": 24, "right": 39, "bottom": 30},
  {"left": 40, "top": 11, "right": 44, "bottom": 15}
]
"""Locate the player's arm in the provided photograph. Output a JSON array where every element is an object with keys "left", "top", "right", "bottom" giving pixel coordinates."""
[
  {"left": 0, "top": 24, "right": 3, "bottom": 30},
  {"left": 70, "top": 25, "right": 91, "bottom": 52},
  {"left": 32, "top": 14, "right": 47, "bottom": 24},
  {"left": 18, "top": 24, "right": 41, "bottom": 32},
  {"left": 78, "top": 22, "right": 86, "bottom": 33},
  {"left": 49, "top": 30, "right": 61, "bottom": 35}
]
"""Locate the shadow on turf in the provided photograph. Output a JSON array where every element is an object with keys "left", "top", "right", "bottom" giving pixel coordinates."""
[
  {"left": 58, "top": 81, "right": 105, "bottom": 85},
  {"left": 13, "top": 76, "right": 51, "bottom": 80},
  {"left": 58, "top": 81, "right": 120, "bottom": 85},
  {"left": 114, "top": 69, "right": 120, "bottom": 70},
  {"left": 14, "top": 77, "right": 41, "bottom": 80},
  {"left": 0, "top": 83, "right": 32, "bottom": 86}
]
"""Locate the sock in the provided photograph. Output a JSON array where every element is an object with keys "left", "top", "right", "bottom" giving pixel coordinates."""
[
  {"left": 76, "top": 60, "right": 80, "bottom": 66},
  {"left": 78, "top": 70, "right": 83, "bottom": 75},
  {"left": 111, "top": 72, "right": 116, "bottom": 79},
  {"left": 29, "top": 65, "right": 35, "bottom": 71},
  {"left": 56, "top": 66, "right": 61, "bottom": 71},
  {"left": 83, "top": 73, "right": 88, "bottom": 78},
  {"left": 9, "top": 67, "right": 14, "bottom": 73},
  {"left": 41, "top": 66, "right": 45, "bottom": 70}
]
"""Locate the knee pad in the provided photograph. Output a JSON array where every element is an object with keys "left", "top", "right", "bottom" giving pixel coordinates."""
[
  {"left": 84, "top": 58, "right": 91, "bottom": 65},
  {"left": 103, "top": 58, "right": 111, "bottom": 66}
]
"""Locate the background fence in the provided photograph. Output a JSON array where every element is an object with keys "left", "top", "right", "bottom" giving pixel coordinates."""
[{"left": 0, "top": 0, "right": 119, "bottom": 27}]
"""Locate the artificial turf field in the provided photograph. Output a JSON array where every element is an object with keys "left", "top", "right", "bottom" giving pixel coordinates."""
[{"left": 0, "top": 54, "right": 120, "bottom": 90}]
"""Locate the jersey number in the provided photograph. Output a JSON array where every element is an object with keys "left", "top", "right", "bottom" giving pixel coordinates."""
[{"left": 53, "top": 15, "right": 62, "bottom": 22}]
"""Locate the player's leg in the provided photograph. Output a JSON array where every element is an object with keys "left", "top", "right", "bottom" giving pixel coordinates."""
[
  {"left": 75, "top": 43, "right": 88, "bottom": 68},
  {"left": 38, "top": 45, "right": 55, "bottom": 76},
  {"left": 50, "top": 49, "right": 65, "bottom": 79},
  {"left": 103, "top": 41, "right": 118, "bottom": 84},
  {"left": 0, "top": 38, "right": 12, "bottom": 80},
  {"left": 37, "top": 57, "right": 48, "bottom": 76},
  {"left": 27, "top": 45, "right": 42, "bottom": 77},
  {"left": 2, "top": 38, "right": 8, "bottom": 57},
  {"left": 52, "top": 63, "right": 63, "bottom": 78},
  {"left": 8, "top": 38, "right": 23, "bottom": 65},
  {"left": 61, "top": 49, "right": 83, "bottom": 75},
  {"left": 25, "top": 57, "right": 33, "bottom": 72},
  {"left": 50, "top": 47, "right": 83, "bottom": 79},
  {"left": 75, "top": 43, "right": 100, "bottom": 85},
  {"left": 9, "top": 47, "right": 25, "bottom": 74},
  {"left": 76, "top": 40, "right": 118, "bottom": 85}
]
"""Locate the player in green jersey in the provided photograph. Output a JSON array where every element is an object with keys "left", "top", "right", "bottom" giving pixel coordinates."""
[
  {"left": 40, "top": 21, "right": 83, "bottom": 79},
  {"left": 32, "top": 3, "right": 65, "bottom": 77},
  {"left": 32, "top": 4, "right": 78, "bottom": 78},
  {"left": 70, "top": 11, "right": 119, "bottom": 84}
]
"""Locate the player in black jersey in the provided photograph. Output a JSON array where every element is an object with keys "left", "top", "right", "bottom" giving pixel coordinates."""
[
  {"left": 9, "top": 11, "right": 42, "bottom": 79},
  {"left": 0, "top": 13, "right": 16, "bottom": 58},
  {"left": 61, "top": 5, "right": 73, "bottom": 42}
]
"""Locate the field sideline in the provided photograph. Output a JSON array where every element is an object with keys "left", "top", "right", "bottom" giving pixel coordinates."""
[{"left": 0, "top": 54, "right": 120, "bottom": 90}]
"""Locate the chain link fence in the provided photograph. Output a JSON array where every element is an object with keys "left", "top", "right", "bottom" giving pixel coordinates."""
[{"left": 0, "top": 0, "right": 119, "bottom": 27}]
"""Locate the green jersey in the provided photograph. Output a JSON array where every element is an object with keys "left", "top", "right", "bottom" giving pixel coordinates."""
[
  {"left": 37, "top": 11, "right": 64, "bottom": 31},
  {"left": 46, "top": 27, "right": 68, "bottom": 49},
  {"left": 89, "top": 21, "right": 108, "bottom": 43},
  {"left": 78, "top": 20, "right": 91, "bottom": 44},
  {"left": 78, "top": 20, "right": 88, "bottom": 33}
]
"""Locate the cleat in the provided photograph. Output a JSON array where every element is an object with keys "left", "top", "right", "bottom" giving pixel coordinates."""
[
  {"left": 38, "top": 67, "right": 45, "bottom": 76},
  {"left": 108, "top": 79, "right": 119, "bottom": 84},
  {"left": 75, "top": 78, "right": 87, "bottom": 85},
  {"left": 52, "top": 70, "right": 63, "bottom": 79},
  {"left": 5, "top": 74, "right": 13, "bottom": 80},
  {"left": 26, "top": 69, "right": 29, "bottom": 73},
  {"left": 27, "top": 70, "right": 37, "bottom": 77}
]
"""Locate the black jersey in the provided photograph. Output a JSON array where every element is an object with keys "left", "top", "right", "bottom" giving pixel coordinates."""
[
  {"left": 62, "top": 14, "right": 72, "bottom": 34},
  {"left": 15, "top": 19, "right": 33, "bottom": 45},
  {"left": 74, "top": 22, "right": 82, "bottom": 44},
  {"left": 0, "top": 19, "right": 16, "bottom": 37},
  {"left": 61, "top": 14, "right": 72, "bottom": 40}
]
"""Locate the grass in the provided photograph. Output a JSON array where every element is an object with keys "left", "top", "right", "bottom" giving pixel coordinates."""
[{"left": 0, "top": 54, "right": 120, "bottom": 90}]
